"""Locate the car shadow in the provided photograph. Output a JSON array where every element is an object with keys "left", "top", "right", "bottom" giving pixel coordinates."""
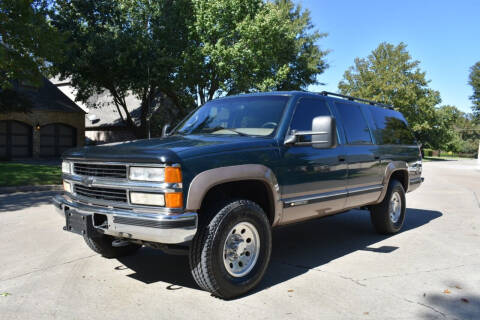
[
  {"left": 254, "top": 208, "right": 442, "bottom": 295},
  {"left": 117, "top": 248, "right": 195, "bottom": 289},
  {"left": 117, "top": 208, "right": 442, "bottom": 296},
  {"left": 0, "top": 190, "right": 60, "bottom": 213}
]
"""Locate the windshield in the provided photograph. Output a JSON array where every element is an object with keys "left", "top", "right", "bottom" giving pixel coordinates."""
[{"left": 173, "top": 95, "right": 289, "bottom": 137}]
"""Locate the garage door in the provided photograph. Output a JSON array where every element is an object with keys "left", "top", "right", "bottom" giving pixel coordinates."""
[
  {"left": 40, "top": 123, "right": 76, "bottom": 157},
  {"left": 0, "top": 120, "right": 33, "bottom": 159}
]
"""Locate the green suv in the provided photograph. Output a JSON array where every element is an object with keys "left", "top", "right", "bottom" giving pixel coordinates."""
[{"left": 53, "top": 91, "right": 423, "bottom": 299}]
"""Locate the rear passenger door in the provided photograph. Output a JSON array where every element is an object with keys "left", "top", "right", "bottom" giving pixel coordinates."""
[{"left": 334, "top": 101, "right": 383, "bottom": 208}]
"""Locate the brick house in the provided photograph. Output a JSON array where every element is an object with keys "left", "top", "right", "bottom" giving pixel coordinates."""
[
  {"left": 53, "top": 80, "right": 140, "bottom": 143},
  {"left": 83, "top": 91, "right": 140, "bottom": 143},
  {"left": 52, "top": 79, "right": 177, "bottom": 144},
  {"left": 0, "top": 78, "right": 85, "bottom": 160},
  {"left": 81, "top": 92, "right": 176, "bottom": 143}
]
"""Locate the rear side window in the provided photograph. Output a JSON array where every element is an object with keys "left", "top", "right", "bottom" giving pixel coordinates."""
[
  {"left": 289, "top": 97, "right": 331, "bottom": 142},
  {"left": 335, "top": 102, "right": 373, "bottom": 144},
  {"left": 369, "top": 107, "right": 416, "bottom": 145}
]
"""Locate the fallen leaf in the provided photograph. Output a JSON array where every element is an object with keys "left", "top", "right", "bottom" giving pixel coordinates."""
[
  {"left": 0, "top": 293, "right": 11, "bottom": 297},
  {"left": 363, "top": 312, "right": 369, "bottom": 315},
  {"left": 443, "top": 289, "right": 451, "bottom": 294},
  {"left": 423, "top": 293, "right": 426, "bottom": 297},
  {"left": 455, "top": 285, "right": 462, "bottom": 289},
  {"left": 288, "top": 289, "right": 294, "bottom": 293},
  {"left": 461, "top": 298, "right": 469, "bottom": 303}
]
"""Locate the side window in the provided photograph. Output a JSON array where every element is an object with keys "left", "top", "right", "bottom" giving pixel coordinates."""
[
  {"left": 336, "top": 102, "right": 373, "bottom": 144},
  {"left": 289, "top": 98, "right": 331, "bottom": 142},
  {"left": 369, "top": 107, "right": 416, "bottom": 145}
]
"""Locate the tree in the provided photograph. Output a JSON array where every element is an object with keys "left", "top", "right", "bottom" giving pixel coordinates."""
[
  {"left": 469, "top": 61, "right": 480, "bottom": 119},
  {"left": 0, "top": 0, "right": 63, "bottom": 112},
  {"left": 430, "top": 105, "right": 461, "bottom": 151},
  {"left": 449, "top": 110, "right": 480, "bottom": 156},
  {"left": 51, "top": 0, "right": 193, "bottom": 137},
  {"left": 184, "top": 0, "right": 328, "bottom": 105},
  {"left": 338, "top": 42, "right": 443, "bottom": 148},
  {"left": 52, "top": 0, "right": 328, "bottom": 138}
]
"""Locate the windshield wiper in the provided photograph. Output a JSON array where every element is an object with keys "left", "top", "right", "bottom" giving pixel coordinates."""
[{"left": 202, "top": 126, "right": 249, "bottom": 136}]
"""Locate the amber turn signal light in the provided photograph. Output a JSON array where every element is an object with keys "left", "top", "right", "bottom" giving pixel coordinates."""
[
  {"left": 165, "top": 167, "right": 182, "bottom": 183},
  {"left": 165, "top": 192, "right": 183, "bottom": 208}
]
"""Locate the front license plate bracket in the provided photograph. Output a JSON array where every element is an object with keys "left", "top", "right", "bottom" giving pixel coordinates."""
[{"left": 64, "top": 209, "right": 98, "bottom": 237}]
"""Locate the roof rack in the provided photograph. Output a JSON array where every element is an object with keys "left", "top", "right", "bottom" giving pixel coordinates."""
[{"left": 317, "top": 91, "right": 394, "bottom": 110}]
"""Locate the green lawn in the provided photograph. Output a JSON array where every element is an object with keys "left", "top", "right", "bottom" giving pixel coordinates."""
[
  {"left": 0, "top": 162, "right": 62, "bottom": 187},
  {"left": 423, "top": 156, "right": 475, "bottom": 162}
]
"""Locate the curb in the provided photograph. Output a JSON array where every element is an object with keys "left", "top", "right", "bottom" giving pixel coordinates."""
[{"left": 0, "top": 185, "right": 63, "bottom": 194}]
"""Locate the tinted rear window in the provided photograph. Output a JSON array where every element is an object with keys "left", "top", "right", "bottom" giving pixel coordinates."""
[
  {"left": 336, "top": 102, "right": 373, "bottom": 144},
  {"left": 368, "top": 107, "right": 416, "bottom": 145}
]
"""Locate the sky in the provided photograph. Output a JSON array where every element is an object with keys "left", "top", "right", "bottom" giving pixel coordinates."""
[{"left": 298, "top": 0, "right": 480, "bottom": 113}]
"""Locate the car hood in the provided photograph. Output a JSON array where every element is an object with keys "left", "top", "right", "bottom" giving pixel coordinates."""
[{"left": 63, "top": 135, "right": 278, "bottom": 164}]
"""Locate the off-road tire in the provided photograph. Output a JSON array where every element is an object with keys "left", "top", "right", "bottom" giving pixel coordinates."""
[
  {"left": 83, "top": 234, "right": 141, "bottom": 258},
  {"left": 370, "top": 179, "right": 406, "bottom": 234},
  {"left": 189, "top": 199, "right": 272, "bottom": 299}
]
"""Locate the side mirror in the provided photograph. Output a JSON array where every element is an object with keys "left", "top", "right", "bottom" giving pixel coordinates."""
[
  {"left": 284, "top": 131, "right": 297, "bottom": 145},
  {"left": 284, "top": 116, "right": 336, "bottom": 149},
  {"left": 162, "top": 124, "right": 171, "bottom": 137},
  {"left": 311, "top": 116, "right": 336, "bottom": 149}
]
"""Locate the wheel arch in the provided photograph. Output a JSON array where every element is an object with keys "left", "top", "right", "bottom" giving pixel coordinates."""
[
  {"left": 185, "top": 164, "right": 282, "bottom": 226},
  {"left": 374, "top": 161, "right": 409, "bottom": 204}
]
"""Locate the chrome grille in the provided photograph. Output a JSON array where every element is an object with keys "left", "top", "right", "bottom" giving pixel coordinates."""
[
  {"left": 73, "top": 163, "right": 127, "bottom": 179},
  {"left": 74, "top": 185, "right": 127, "bottom": 203}
]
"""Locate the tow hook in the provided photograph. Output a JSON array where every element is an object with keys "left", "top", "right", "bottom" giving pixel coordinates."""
[{"left": 112, "top": 239, "right": 131, "bottom": 247}]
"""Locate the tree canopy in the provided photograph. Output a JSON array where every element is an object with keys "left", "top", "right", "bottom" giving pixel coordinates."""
[
  {"left": 338, "top": 42, "right": 447, "bottom": 148},
  {"left": 469, "top": 61, "right": 480, "bottom": 119},
  {"left": 186, "top": 0, "right": 328, "bottom": 104},
  {"left": 49, "top": 0, "right": 328, "bottom": 138},
  {"left": 3, "top": 2, "right": 471, "bottom": 152},
  {"left": 51, "top": 0, "right": 192, "bottom": 137},
  {"left": 0, "top": 0, "right": 63, "bottom": 112}
]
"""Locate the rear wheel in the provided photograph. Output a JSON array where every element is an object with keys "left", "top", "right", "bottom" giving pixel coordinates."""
[
  {"left": 189, "top": 199, "right": 272, "bottom": 299},
  {"left": 83, "top": 234, "right": 141, "bottom": 258},
  {"left": 370, "top": 180, "right": 406, "bottom": 234}
]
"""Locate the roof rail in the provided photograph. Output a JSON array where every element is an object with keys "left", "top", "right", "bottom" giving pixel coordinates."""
[{"left": 317, "top": 91, "right": 394, "bottom": 110}]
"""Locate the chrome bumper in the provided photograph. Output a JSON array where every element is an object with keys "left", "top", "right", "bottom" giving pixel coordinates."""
[
  {"left": 52, "top": 194, "right": 197, "bottom": 244},
  {"left": 407, "top": 177, "right": 424, "bottom": 193}
]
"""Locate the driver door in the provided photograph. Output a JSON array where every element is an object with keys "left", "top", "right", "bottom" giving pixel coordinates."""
[{"left": 278, "top": 97, "right": 348, "bottom": 224}]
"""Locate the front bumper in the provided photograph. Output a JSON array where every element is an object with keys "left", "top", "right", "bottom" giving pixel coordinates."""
[
  {"left": 52, "top": 194, "right": 197, "bottom": 244},
  {"left": 407, "top": 176, "right": 424, "bottom": 193}
]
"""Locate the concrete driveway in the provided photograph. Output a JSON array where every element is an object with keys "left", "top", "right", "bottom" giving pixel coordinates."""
[{"left": 1, "top": 160, "right": 479, "bottom": 319}]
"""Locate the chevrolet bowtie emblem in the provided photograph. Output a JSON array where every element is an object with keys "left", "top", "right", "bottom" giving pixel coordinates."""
[{"left": 82, "top": 176, "right": 95, "bottom": 187}]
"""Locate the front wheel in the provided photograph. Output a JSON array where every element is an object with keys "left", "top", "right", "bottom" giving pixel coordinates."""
[
  {"left": 370, "top": 180, "right": 406, "bottom": 234},
  {"left": 189, "top": 199, "right": 272, "bottom": 299}
]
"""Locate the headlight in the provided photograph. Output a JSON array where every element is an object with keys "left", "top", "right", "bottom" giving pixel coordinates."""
[
  {"left": 130, "top": 192, "right": 165, "bottom": 206},
  {"left": 129, "top": 167, "right": 165, "bottom": 182},
  {"left": 62, "top": 161, "right": 71, "bottom": 174}
]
